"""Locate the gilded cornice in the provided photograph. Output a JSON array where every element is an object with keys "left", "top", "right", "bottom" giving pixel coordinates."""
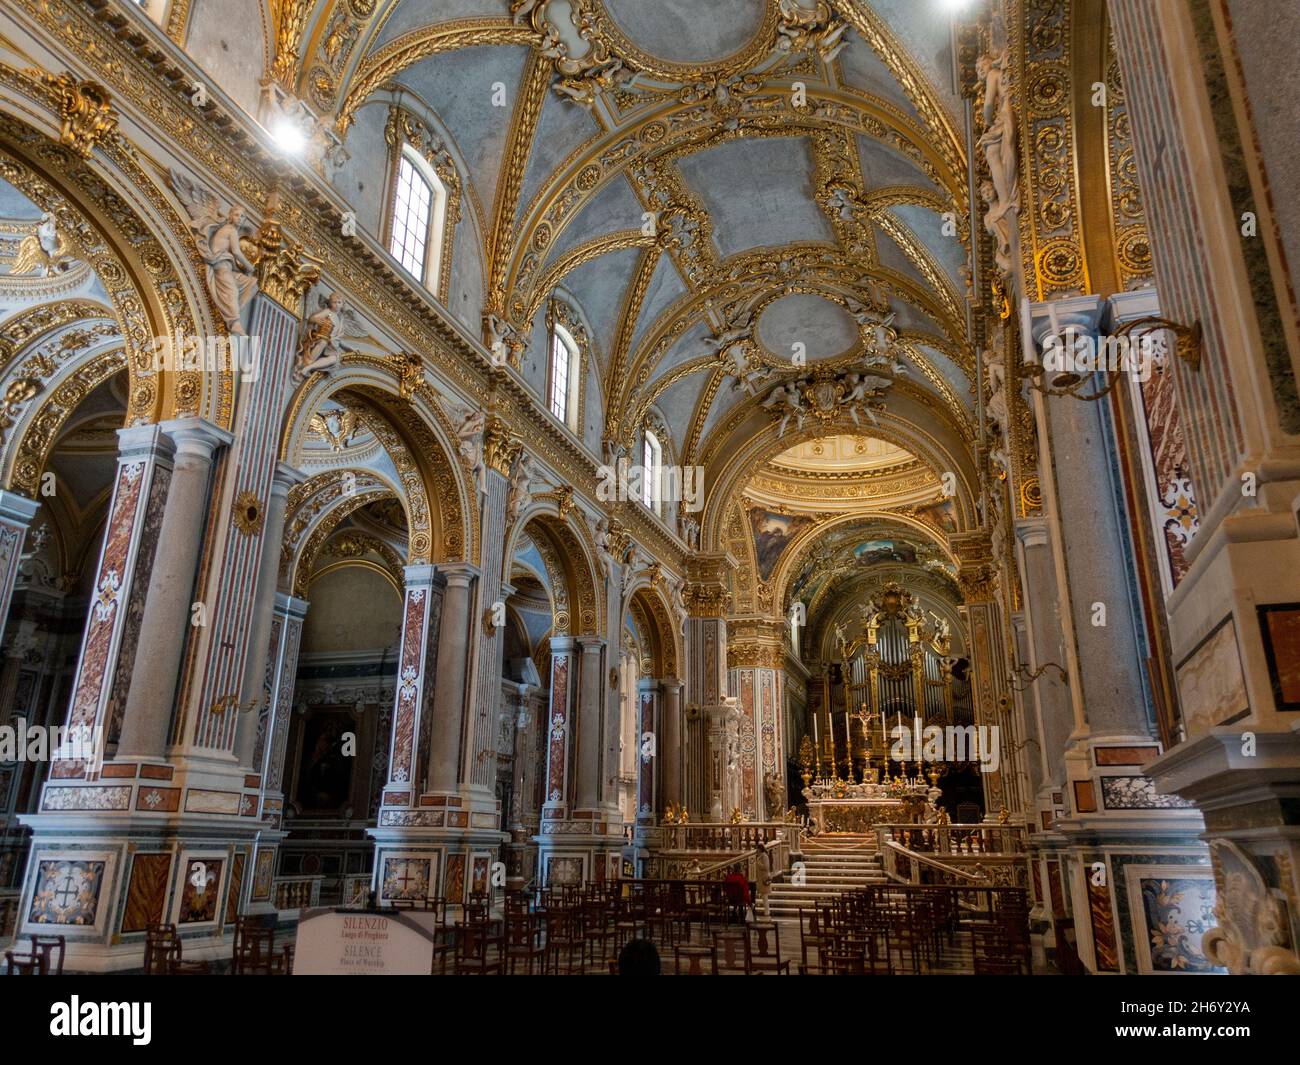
[{"left": 603, "top": 245, "right": 662, "bottom": 439}]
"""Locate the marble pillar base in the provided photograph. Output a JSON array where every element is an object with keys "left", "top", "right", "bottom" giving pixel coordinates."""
[
  {"left": 368, "top": 791, "right": 508, "bottom": 907},
  {"left": 1145, "top": 726, "right": 1300, "bottom": 975},
  {"left": 533, "top": 813, "right": 627, "bottom": 887}
]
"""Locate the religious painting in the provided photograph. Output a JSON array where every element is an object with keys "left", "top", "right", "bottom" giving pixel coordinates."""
[
  {"left": 1258, "top": 603, "right": 1300, "bottom": 711},
  {"left": 27, "top": 859, "right": 105, "bottom": 926},
  {"left": 252, "top": 847, "right": 275, "bottom": 901},
  {"left": 470, "top": 855, "right": 490, "bottom": 896},
  {"left": 852, "top": 538, "right": 917, "bottom": 566},
  {"left": 748, "top": 508, "right": 812, "bottom": 582},
  {"left": 1175, "top": 615, "right": 1248, "bottom": 739},
  {"left": 293, "top": 708, "right": 357, "bottom": 814},
  {"left": 177, "top": 857, "right": 224, "bottom": 924}
]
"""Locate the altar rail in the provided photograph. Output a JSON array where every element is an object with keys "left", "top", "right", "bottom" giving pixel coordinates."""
[
  {"left": 874, "top": 822, "right": 1028, "bottom": 855},
  {"left": 660, "top": 821, "right": 792, "bottom": 852},
  {"left": 875, "top": 823, "right": 1030, "bottom": 888}
]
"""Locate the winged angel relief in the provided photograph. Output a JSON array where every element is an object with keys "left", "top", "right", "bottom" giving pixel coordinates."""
[
  {"left": 296, "top": 291, "right": 367, "bottom": 381},
  {"left": 8, "top": 213, "right": 78, "bottom": 277},
  {"left": 168, "top": 170, "right": 258, "bottom": 335}
]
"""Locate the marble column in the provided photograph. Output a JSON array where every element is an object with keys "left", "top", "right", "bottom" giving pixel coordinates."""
[
  {"left": 177, "top": 290, "right": 304, "bottom": 761},
  {"left": 235, "top": 462, "right": 304, "bottom": 768},
  {"left": 659, "top": 677, "right": 683, "bottom": 816},
  {"left": 55, "top": 424, "right": 175, "bottom": 778},
  {"left": 635, "top": 677, "right": 658, "bottom": 832},
  {"left": 245, "top": 592, "right": 308, "bottom": 914},
  {"left": 683, "top": 553, "right": 733, "bottom": 821},
  {"left": 116, "top": 418, "right": 231, "bottom": 763},
  {"left": 1018, "top": 295, "right": 1210, "bottom": 974},
  {"left": 427, "top": 563, "right": 477, "bottom": 796},
  {"left": 540, "top": 635, "right": 578, "bottom": 820},
  {"left": 0, "top": 490, "right": 40, "bottom": 651},
  {"left": 380, "top": 565, "right": 446, "bottom": 807},
  {"left": 573, "top": 635, "right": 606, "bottom": 812}
]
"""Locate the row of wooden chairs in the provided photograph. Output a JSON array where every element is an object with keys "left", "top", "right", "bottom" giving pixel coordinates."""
[{"left": 798, "top": 885, "right": 1031, "bottom": 975}]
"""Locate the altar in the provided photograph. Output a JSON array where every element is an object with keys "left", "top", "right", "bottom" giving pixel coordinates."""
[{"left": 802, "top": 780, "right": 940, "bottom": 834}]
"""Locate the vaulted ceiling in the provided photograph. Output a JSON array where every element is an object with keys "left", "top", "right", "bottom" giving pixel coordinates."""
[{"left": 173, "top": 0, "right": 977, "bottom": 498}]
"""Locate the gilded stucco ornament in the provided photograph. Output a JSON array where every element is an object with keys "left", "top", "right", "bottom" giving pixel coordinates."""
[
  {"left": 232, "top": 490, "right": 265, "bottom": 536},
  {"left": 41, "top": 72, "right": 117, "bottom": 158},
  {"left": 250, "top": 193, "right": 322, "bottom": 316},
  {"left": 9, "top": 212, "right": 78, "bottom": 277}
]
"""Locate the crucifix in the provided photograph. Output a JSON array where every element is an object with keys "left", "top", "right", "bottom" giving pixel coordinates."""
[{"left": 54, "top": 872, "right": 79, "bottom": 910}]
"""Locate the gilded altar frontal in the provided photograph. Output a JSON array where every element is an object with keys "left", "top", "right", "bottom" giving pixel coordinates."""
[{"left": 0, "top": 0, "right": 1295, "bottom": 1021}]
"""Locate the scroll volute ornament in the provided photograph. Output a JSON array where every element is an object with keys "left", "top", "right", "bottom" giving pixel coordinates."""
[
  {"left": 250, "top": 190, "right": 321, "bottom": 314},
  {"left": 42, "top": 73, "right": 118, "bottom": 158}
]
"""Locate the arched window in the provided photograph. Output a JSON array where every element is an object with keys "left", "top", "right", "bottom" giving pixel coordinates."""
[
  {"left": 642, "top": 429, "right": 663, "bottom": 515},
  {"left": 548, "top": 325, "right": 580, "bottom": 432},
  {"left": 388, "top": 145, "right": 447, "bottom": 289}
]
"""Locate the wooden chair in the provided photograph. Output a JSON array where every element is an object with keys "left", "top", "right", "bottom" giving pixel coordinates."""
[
  {"left": 799, "top": 907, "right": 834, "bottom": 974},
  {"left": 972, "top": 923, "right": 1020, "bottom": 975},
  {"left": 232, "top": 924, "right": 277, "bottom": 975},
  {"left": 457, "top": 919, "right": 504, "bottom": 975},
  {"left": 543, "top": 910, "right": 584, "bottom": 975},
  {"left": 672, "top": 942, "right": 712, "bottom": 975},
  {"left": 504, "top": 915, "right": 546, "bottom": 975},
  {"left": 3, "top": 950, "right": 45, "bottom": 975},
  {"left": 746, "top": 922, "right": 789, "bottom": 975},
  {"left": 28, "top": 935, "right": 65, "bottom": 976},
  {"left": 144, "top": 924, "right": 182, "bottom": 975},
  {"left": 710, "top": 928, "right": 749, "bottom": 975}
]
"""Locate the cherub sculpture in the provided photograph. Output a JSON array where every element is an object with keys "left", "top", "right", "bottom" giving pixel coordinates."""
[
  {"left": 455, "top": 406, "right": 487, "bottom": 495},
  {"left": 169, "top": 170, "right": 258, "bottom": 335},
  {"left": 507, "top": 450, "right": 537, "bottom": 525},
  {"left": 295, "top": 291, "right": 365, "bottom": 381},
  {"left": 9, "top": 213, "right": 77, "bottom": 276},
  {"left": 762, "top": 380, "right": 806, "bottom": 436}
]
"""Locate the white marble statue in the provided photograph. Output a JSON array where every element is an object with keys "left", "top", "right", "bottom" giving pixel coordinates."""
[
  {"left": 762, "top": 380, "right": 805, "bottom": 436},
  {"left": 295, "top": 291, "right": 365, "bottom": 381},
  {"left": 455, "top": 406, "right": 487, "bottom": 496},
  {"left": 507, "top": 450, "right": 536, "bottom": 524},
  {"left": 977, "top": 48, "right": 1020, "bottom": 223},
  {"left": 170, "top": 170, "right": 258, "bottom": 335}
]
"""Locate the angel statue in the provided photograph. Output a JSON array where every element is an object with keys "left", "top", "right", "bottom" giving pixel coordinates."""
[
  {"left": 843, "top": 373, "right": 890, "bottom": 427},
  {"left": 295, "top": 291, "right": 365, "bottom": 381},
  {"left": 977, "top": 46, "right": 1019, "bottom": 222},
  {"left": 762, "top": 380, "right": 805, "bottom": 436},
  {"left": 507, "top": 450, "right": 537, "bottom": 525},
  {"left": 776, "top": 0, "right": 850, "bottom": 62},
  {"left": 455, "top": 405, "right": 487, "bottom": 496},
  {"left": 9, "top": 213, "right": 77, "bottom": 277},
  {"left": 169, "top": 170, "right": 258, "bottom": 335}
]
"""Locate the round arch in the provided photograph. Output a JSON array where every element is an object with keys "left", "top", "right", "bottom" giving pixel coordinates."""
[{"left": 0, "top": 85, "right": 231, "bottom": 428}]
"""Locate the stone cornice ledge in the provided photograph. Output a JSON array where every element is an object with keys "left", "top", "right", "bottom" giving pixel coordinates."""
[{"left": 1145, "top": 724, "right": 1300, "bottom": 812}]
